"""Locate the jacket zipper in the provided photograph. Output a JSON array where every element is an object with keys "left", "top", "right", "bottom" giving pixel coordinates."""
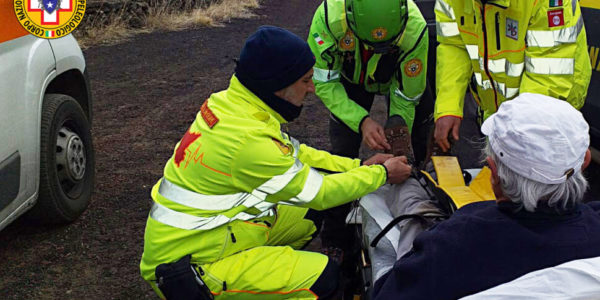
[
  {"left": 480, "top": 6, "right": 499, "bottom": 110},
  {"left": 494, "top": 12, "right": 501, "bottom": 50}
]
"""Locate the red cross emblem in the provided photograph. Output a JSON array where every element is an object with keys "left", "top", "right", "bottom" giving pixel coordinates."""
[{"left": 27, "top": 0, "right": 72, "bottom": 25}]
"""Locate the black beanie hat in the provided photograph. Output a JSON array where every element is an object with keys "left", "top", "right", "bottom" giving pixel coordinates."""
[{"left": 235, "top": 26, "right": 316, "bottom": 94}]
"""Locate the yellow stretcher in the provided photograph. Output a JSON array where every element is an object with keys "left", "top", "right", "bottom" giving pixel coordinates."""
[{"left": 421, "top": 156, "right": 495, "bottom": 213}]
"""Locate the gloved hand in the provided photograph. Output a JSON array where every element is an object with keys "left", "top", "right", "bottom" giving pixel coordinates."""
[
  {"left": 383, "top": 156, "right": 412, "bottom": 184},
  {"left": 363, "top": 153, "right": 394, "bottom": 166},
  {"left": 434, "top": 115, "right": 461, "bottom": 152},
  {"left": 361, "top": 117, "right": 391, "bottom": 151}
]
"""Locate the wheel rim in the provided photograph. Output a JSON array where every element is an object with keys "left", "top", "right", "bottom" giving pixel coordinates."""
[{"left": 56, "top": 125, "right": 86, "bottom": 198}]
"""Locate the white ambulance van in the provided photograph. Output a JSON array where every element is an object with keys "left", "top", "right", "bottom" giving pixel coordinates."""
[{"left": 0, "top": 0, "right": 94, "bottom": 231}]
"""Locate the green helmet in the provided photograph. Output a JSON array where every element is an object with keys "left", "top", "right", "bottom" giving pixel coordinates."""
[{"left": 345, "top": 0, "right": 408, "bottom": 53}]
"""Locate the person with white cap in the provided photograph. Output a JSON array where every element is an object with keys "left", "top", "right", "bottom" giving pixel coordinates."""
[{"left": 372, "top": 92, "right": 600, "bottom": 300}]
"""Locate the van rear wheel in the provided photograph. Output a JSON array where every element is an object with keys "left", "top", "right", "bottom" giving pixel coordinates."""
[{"left": 28, "top": 94, "right": 94, "bottom": 224}]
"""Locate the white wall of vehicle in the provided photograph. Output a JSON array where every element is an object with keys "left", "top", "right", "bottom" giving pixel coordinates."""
[
  {"left": 48, "top": 34, "right": 85, "bottom": 76},
  {"left": 0, "top": 35, "right": 56, "bottom": 229}
]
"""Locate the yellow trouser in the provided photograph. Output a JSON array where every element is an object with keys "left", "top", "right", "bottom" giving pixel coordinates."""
[{"left": 152, "top": 206, "right": 329, "bottom": 299}]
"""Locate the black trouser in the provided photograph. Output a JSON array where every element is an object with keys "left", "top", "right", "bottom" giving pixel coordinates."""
[{"left": 321, "top": 78, "right": 376, "bottom": 251}]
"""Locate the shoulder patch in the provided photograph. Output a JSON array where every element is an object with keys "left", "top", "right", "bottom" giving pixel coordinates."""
[
  {"left": 547, "top": 9, "right": 564, "bottom": 27},
  {"left": 404, "top": 59, "right": 423, "bottom": 77},
  {"left": 313, "top": 33, "right": 325, "bottom": 46},
  {"left": 340, "top": 30, "right": 355, "bottom": 51},
  {"left": 272, "top": 138, "right": 291, "bottom": 155},
  {"left": 201, "top": 101, "right": 219, "bottom": 128}
]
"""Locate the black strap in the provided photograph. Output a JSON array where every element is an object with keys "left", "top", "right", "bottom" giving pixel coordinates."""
[{"left": 370, "top": 214, "right": 432, "bottom": 248}]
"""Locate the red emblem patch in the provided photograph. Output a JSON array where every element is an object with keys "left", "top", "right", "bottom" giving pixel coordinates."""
[
  {"left": 201, "top": 101, "right": 219, "bottom": 128},
  {"left": 174, "top": 130, "right": 201, "bottom": 167},
  {"left": 547, "top": 9, "right": 564, "bottom": 27}
]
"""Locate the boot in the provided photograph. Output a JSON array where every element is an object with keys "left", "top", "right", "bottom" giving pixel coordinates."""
[{"left": 384, "top": 115, "right": 415, "bottom": 164}]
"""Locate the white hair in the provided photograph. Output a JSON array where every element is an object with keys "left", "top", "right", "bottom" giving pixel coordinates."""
[{"left": 484, "top": 144, "right": 588, "bottom": 212}]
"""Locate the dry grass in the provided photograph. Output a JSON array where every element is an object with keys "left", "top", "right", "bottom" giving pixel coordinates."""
[
  {"left": 77, "top": 21, "right": 148, "bottom": 49},
  {"left": 146, "top": 0, "right": 259, "bottom": 30},
  {"left": 76, "top": 0, "right": 259, "bottom": 47}
]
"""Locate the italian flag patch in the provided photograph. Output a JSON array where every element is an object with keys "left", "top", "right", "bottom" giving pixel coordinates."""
[
  {"left": 549, "top": 0, "right": 562, "bottom": 7},
  {"left": 45, "top": 30, "right": 55, "bottom": 38},
  {"left": 313, "top": 33, "right": 324, "bottom": 45}
]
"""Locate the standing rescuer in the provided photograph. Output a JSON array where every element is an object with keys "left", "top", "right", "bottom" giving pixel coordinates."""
[
  {"left": 433, "top": 0, "right": 592, "bottom": 151},
  {"left": 307, "top": 0, "right": 428, "bottom": 268},
  {"left": 139, "top": 26, "right": 412, "bottom": 299}
]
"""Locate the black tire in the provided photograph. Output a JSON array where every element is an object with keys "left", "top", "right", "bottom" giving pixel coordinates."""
[{"left": 28, "top": 94, "right": 94, "bottom": 224}]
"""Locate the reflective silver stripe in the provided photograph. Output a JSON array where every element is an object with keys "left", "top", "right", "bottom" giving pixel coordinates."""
[
  {"left": 158, "top": 178, "right": 250, "bottom": 210},
  {"left": 394, "top": 88, "right": 422, "bottom": 102},
  {"left": 255, "top": 159, "right": 304, "bottom": 194},
  {"left": 289, "top": 136, "right": 300, "bottom": 158},
  {"left": 526, "top": 57, "right": 574, "bottom": 75},
  {"left": 434, "top": 0, "right": 455, "bottom": 20},
  {"left": 255, "top": 208, "right": 276, "bottom": 218},
  {"left": 506, "top": 61, "right": 525, "bottom": 77},
  {"left": 474, "top": 72, "right": 483, "bottom": 87},
  {"left": 151, "top": 161, "right": 306, "bottom": 230},
  {"left": 436, "top": 21, "right": 459, "bottom": 37},
  {"left": 157, "top": 158, "right": 303, "bottom": 213},
  {"left": 465, "top": 44, "right": 479, "bottom": 60},
  {"left": 526, "top": 17, "right": 584, "bottom": 47},
  {"left": 475, "top": 73, "right": 520, "bottom": 98},
  {"left": 245, "top": 191, "right": 268, "bottom": 209},
  {"left": 150, "top": 201, "right": 271, "bottom": 231},
  {"left": 474, "top": 73, "right": 492, "bottom": 90},
  {"left": 496, "top": 82, "right": 520, "bottom": 99},
  {"left": 313, "top": 67, "right": 340, "bottom": 82},
  {"left": 506, "top": 87, "right": 519, "bottom": 99},
  {"left": 479, "top": 58, "right": 524, "bottom": 77},
  {"left": 487, "top": 59, "right": 504, "bottom": 74},
  {"left": 254, "top": 201, "right": 276, "bottom": 212},
  {"left": 287, "top": 168, "right": 324, "bottom": 204}
]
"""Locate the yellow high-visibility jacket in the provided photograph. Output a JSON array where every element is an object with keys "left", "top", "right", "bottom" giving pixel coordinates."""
[
  {"left": 139, "top": 75, "right": 387, "bottom": 281},
  {"left": 434, "top": 0, "right": 591, "bottom": 121}
]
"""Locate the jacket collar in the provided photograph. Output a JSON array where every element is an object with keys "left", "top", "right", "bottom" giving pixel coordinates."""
[{"left": 227, "top": 75, "right": 287, "bottom": 124}]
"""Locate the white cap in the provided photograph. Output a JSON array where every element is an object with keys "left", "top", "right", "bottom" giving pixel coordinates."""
[{"left": 481, "top": 93, "right": 589, "bottom": 184}]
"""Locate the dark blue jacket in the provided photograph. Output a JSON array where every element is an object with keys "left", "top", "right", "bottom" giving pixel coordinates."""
[{"left": 373, "top": 201, "right": 600, "bottom": 300}]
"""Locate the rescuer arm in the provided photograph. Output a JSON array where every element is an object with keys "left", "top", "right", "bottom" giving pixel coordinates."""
[
  {"left": 297, "top": 143, "right": 361, "bottom": 172},
  {"left": 231, "top": 131, "right": 387, "bottom": 211},
  {"left": 308, "top": 4, "right": 370, "bottom": 133},
  {"left": 433, "top": 0, "right": 472, "bottom": 121},
  {"left": 519, "top": 0, "right": 591, "bottom": 109}
]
